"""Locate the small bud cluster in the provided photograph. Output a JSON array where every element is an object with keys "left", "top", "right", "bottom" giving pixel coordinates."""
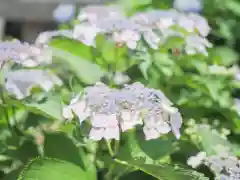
[
  {"left": 188, "top": 150, "right": 240, "bottom": 180},
  {"left": 71, "top": 5, "right": 211, "bottom": 55},
  {"left": 0, "top": 40, "right": 52, "bottom": 68},
  {"left": 63, "top": 82, "right": 182, "bottom": 141}
]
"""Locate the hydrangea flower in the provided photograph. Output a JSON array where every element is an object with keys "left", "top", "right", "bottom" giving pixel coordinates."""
[
  {"left": 188, "top": 149, "right": 240, "bottom": 180},
  {"left": 73, "top": 24, "right": 102, "bottom": 47},
  {"left": 113, "top": 29, "right": 141, "bottom": 49},
  {"left": 185, "top": 35, "right": 212, "bottom": 56},
  {"left": 4, "top": 69, "right": 62, "bottom": 99},
  {"left": 77, "top": 5, "right": 125, "bottom": 23},
  {"left": 72, "top": 6, "right": 212, "bottom": 55},
  {"left": 63, "top": 82, "right": 182, "bottom": 141},
  {"left": 173, "top": 0, "right": 202, "bottom": 13},
  {"left": 0, "top": 40, "right": 52, "bottom": 67},
  {"left": 35, "top": 30, "right": 73, "bottom": 45},
  {"left": 53, "top": 4, "right": 76, "bottom": 23}
]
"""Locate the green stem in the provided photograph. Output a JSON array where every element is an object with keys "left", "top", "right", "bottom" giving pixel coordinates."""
[
  {"left": 0, "top": 89, "right": 12, "bottom": 131},
  {"left": 105, "top": 140, "right": 115, "bottom": 157}
]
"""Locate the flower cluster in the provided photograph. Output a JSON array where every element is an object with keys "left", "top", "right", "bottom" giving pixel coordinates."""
[
  {"left": 63, "top": 82, "right": 182, "bottom": 141},
  {"left": 0, "top": 40, "right": 52, "bottom": 68},
  {"left": 71, "top": 5, "right": 211, "bottom": 55},
  {"left": 0, "top": 40, "right": 62, "bottom": 99},
  {"left": 188, "top": 150, "right": 240, "bottom": 180},
  {"left": 4, "top": 69, "right": 62, "bottom": 100}
]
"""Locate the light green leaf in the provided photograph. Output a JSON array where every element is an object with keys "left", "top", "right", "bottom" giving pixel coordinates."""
[
  {"left": 129, "top": 163, "right": 209, "bottom": 180},
  {"left": 49, "top": 37, "right": 92, "bottom": 60},
  {"left": 51, "top": 48, "right": 105, "bottom": 84},
  {"left": 7, "top": 95, "right": 63, "bottom": 121},
  {"left": 24, "top": 95, "right": 63, "bottom": 121},
  {"left": 18, "top": 157, "right": 87, "bottom": 180},
  {"left": 210, "top": 46, "right": 238, "bottom": 66}
]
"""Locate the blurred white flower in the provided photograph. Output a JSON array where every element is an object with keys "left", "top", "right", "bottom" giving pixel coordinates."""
[
  {"left": 4, "top": 70, "right": 62, "bottom": 99},
  {"left": 173, "top": 0, "right": 202, "bottom": 13},
  {"left": 0, "top": 40, "right": 52, "bottom": 67},
  {"left": 35, "top": 30, "right": 73, "bottom": 45},
  {"left": 187, "top": 151, "right": 207, "bottom": 168},
  {"left": 62, "top": 95, "right": 91, "bottom": 123},
  {"left": 73, "top": 24, "right": 101, "bottom": 46},
  {"left": 113, "top": 72, "right": 130, "bottom": 85},
  {"left": 63, "top": 82, "right": 183, "bottom": 141},
  {"left": 185, "top": 35, "right": 212, "bottom": 56},
  {"left": 77, "top": 5, "right": 125, "bottom": 23},
  {"left": 113, "top": 29, "right": 141, "bottom": 49},
  {"left": 143, "top": 30, "right": 161, "bottom": 50},
  {"left": 53, "top": 4, "right": 76, "bottom": 23},
  {"left": 188, "top": 13, "right": 211, "bottom": 37}
]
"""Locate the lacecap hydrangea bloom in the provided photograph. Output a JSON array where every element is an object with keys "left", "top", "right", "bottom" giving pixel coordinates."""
[
  {"left": 0, "top": 40, "right": 52, "bottom": 68},
  {"left": 0, "top": 40, "right": 62, "bottom": 99},
  {"left": 188, "top": 149, "right": 240, "bottom": 180},
  {"left": 63, "top": 82, "right": 182, "bottom": 141},
  {"left": 71, "top": 5, "right": 211, "bottom": 55}
]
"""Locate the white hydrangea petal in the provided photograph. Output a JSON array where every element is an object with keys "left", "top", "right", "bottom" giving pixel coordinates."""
[
  {"left": 143, "top": 126, "right": 160, "bottom": 140},
  {"left": 156, "top": 122, "right": 171, "bottom": 134},
  {"left": 73, "top": 24, "right": 101, "bottom": 46},
  {"left": 89, "top": 127, "right": 104, "bottom": 141},
  {"left": 143, "top": 30, "right": 161, "bottom": 49},
  {"left": 3, "top": 70, "right": 60, "bottom": 99},
  {"left": 62, "top": 106, "right": 74, "bottom": 120},
  {"left": 71, "top": 101, "right": 90, "bottom": 123},
  {"left": 91, "top": 113, "right": 118, "bottom": 128},
  {"left": 126, "top": 41, "right": 138, "bottom": 49},
  {"left": 170, "top": 112, "right": 182, "bottom": 139},
  {"left": 104, "top": 127, "right": 120, "bottom": 140}
]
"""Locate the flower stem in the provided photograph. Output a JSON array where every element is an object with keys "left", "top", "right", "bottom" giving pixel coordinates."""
[{"left": 105, "top": 140, "right": 115, "bottom": 157}]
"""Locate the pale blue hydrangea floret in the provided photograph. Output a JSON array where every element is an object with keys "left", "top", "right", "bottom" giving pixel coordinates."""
[
  {"left": 173, "top": 0, "right": 202, "bottom": 13},
  {"left": 63, "top": 82, "right": 182, "bottom": 141},
  {"left": 53, "top": 4, "right": 76, "bottom": 23}
]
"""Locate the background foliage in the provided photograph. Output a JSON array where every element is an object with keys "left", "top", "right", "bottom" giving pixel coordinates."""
[{"left": 1, "top": 0, "right": 240, "bottom": 180}]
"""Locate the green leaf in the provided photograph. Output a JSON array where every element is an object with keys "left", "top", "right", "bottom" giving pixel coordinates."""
[
  {"left": 136, "top": 131, "right": 178, "bottom": 160},
  {"left": 7, "top": 95, "right": 63, "bottom": 121},
  {"left": 210, "top": 46, "right": 238, "bottom": 66},
  {"left": 49, "top": 37, "right": 92, "bottom": 60},
  {"left": 7, "top": 140, "right": 39, "bottom": 163},
  {"left": 129, "top": 163, "right": 209, "bottom": 180},
  {"left": 96, "top": 34, "right": 116, "bottom": 64},
  {"left": 139, "top": 60, "right": 152, "bottom": 79},
  {"left": 51, "top": 47, "right": 105, "bottom": 84},
  {"left": 2, "top": 169, "right": 21, "bottom": 180},
  {"left": 24, "top": 95, "right": 63, "bottom": 121},
  {"left": 18, "top": 157, "right": 87, "bottom": 180},
  {"left": 44, "top": 132, "right": 85, "bottom": 167}
]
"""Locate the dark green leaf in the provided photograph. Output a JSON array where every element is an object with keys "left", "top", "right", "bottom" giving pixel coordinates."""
[
  {"left": 129, "top": 163, "right": 209, "bottom": 180},
  {"left": 44, "top": 132, "right": 85, "bottom": 167}
]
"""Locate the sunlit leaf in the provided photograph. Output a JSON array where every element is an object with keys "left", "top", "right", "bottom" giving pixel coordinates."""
[{"left": 18, "top": 157, "right": 88, "bottom": 180}]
